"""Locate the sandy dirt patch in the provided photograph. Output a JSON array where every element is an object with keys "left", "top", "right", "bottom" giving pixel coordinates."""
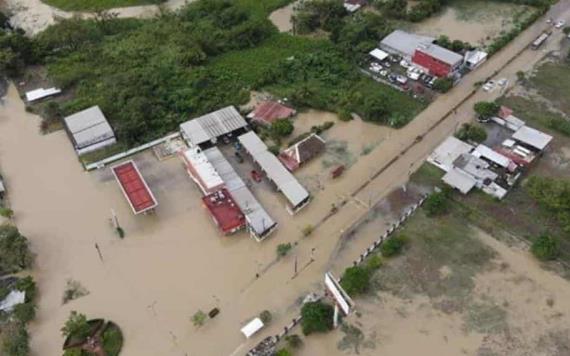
[{"left": 268, "top": 1, "right": 295, "bottom": 33}]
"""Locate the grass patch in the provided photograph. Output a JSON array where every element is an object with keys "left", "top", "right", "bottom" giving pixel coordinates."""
[
  {"left": 79, "top": 142, "right": 129, "bottom": 166},
  {"left": 410, "top": 162, "right": 445, "bottom": 188},
  {"left": 42, "top": 0, "right": 165, "bottom": 11},
  {"left": 463, "top": 300, "right": 508, "bottom": 334},
  {"left": 529, "top": 62, "right": 570, "bottom": 116},
  {"left": 372, "top": 209, "right": 495, "bottom": 307}
]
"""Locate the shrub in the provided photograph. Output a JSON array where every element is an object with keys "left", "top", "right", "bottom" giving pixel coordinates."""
[
  {"left": 61, "top": 311, "right": 91, "bottom": 340},
  {"left": 276, "top": 243, "right": 292, "bottom": 258},
  {"left": 101, "top": 322, "right": 123, "bottom": 356},
  {"left": 62, "top": 279, "right": 89, "bottom": 304},
  {"left": 0, "top": 225, "right": 34, "bottom": 276},
  {"left": 381, "top": 235, "right": 406, "bottom": 257},
  {"left": 302, "top": 224, "right": 314, "bottom": 237},
  {"left": 366, "top": 255, "right": 382, "bottom": 270},
  {"left": 268, "top": 145, "right": 280, "bottom": 155},
  {"left": 12, "top": 303, "right": 36, "bottom": 324},
  {"left": 271, "top": 119, "right": 294, "bottom": 137},
  {"left": 531, "top": 234, "right": 559, "bottom": 261},
  {"left": 433, "top": 77, "right": 453, "bottom": 93},
  {"left": 0, "top": 207, "right": 14, "bottom": 218},
  {"left": 259, "top": 310, "right": 272, "bottom": 324},
  {"left": 2, "top": 322, "right": 29, "bottom": 356},
  {"left": 191, "top": 310, "right": 207, "bottom": 327},
  {"left": 300, "top": 301, "right": 334, "bottom": 335},
  {"left": 338, "top": 108, "right": 353, "bottom": 121},
  {"left": 455, "top": 123, "right": 488, "bottom": 143},
  {"left": 275, "top": 349, "right": 292, "bottom": 356},
  {"left": 15, "top": 276, "right": 37, "bottom": 302},
  {"left": 340, "top": 265, "right": 371, "bottom": 296},
  {"left": 285, "top": 334, "right": 303, "bottom": 349},
  {"left": 474, "top": 101, "right": 500, "bottom": 120},
  {"left": 424, "top": 191, "right": 449, "bottom": 217}
]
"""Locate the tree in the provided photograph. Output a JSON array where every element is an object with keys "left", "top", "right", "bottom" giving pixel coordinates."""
[
  {"left": 361, "top": 95, "right": 388, "bottom": 122},
  {"left": 13, "top": 303, "right": 36, "bottom": 324},
  {"left": 531, "top": 234, "right": 559, "bottom": 261},
  {"left": 191, "top": 310, "right": 207, "bottom": 327},
  {"left": 474, "top": 101, "right": 500, "bottom": 120},
  {"left": 433, "top": 77, "right": 454, "bottom": 93},
  {"left": 61, "top": 311, "right": 91, "bottom": 340},
  {"left": 0, "top": 225, "right": 33, "bottom": 276},
  {"left": 424, "top": 191, "right": 449, "bottom": 217},
  {"left": 285, "top": 334, "right": 303, "bottom": 349},
  {"left": 276, "top": 243, "right": 292, "bottom": 258},
  {"left": 259, "top": 310, "right": 272, "bottom": 324},
  {"left": 340, "top": 265, "right": 371, "bottom": 296},
  {"left": 271, "top": 119, "right": 294, "bottom": 137},
  {"left": 382, "top": 0, "right": 408, "bottom": 19},
  {"left": 455, "top": 123, "right": 487, "bottom": 143},
  {"left": 2, "top": 322, "right": 29, "bottom": 356},
  {"left": 300, "top": 301, "right": 334, "bottom": 335},
  {"left": 381, "top": 235, "right": 407, "bottom": 257}
]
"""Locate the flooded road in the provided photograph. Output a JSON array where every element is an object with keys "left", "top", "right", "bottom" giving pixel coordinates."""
[{"left": 1, "top": 1, "right": 570, "bottom": 356}]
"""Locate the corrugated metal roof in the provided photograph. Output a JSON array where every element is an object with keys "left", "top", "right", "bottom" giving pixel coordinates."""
[
  {"left": 239, "top": 132, "right": 309, "bottom": 209},
  {"left": 416, "top": 44, "right": 463, "bottom": 66},
  {"left": 443, "top": 168, "right": 476, "bottom": 194},
  {"left": 180, "top": 106, "right": 247, "bottom": 146},
  {"left": 203, "top": 147, "right": 276, "bottom": 239},
  {"left": 427, "top": 136, "right": 474, "bottom": 172},
  {"left": 473, "top": 144, "right": 511, "bottom": 168},
  {"left": 64, "top": 106, "right": 115, "bottom": 149},
  {"left": 380, "top": 30, "right": 434, "bottom": 57},
  {"left": 513, "top": 126, "right": 552, "bottom": 151}
]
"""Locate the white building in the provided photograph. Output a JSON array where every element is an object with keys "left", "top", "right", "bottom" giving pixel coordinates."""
[{"left": 63, "top": 106, "right": 116, "bottom": 155}]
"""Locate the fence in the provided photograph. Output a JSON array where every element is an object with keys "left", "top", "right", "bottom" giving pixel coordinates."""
[{"left": 247, "top": 194, "right": 428, "bottom": 355}]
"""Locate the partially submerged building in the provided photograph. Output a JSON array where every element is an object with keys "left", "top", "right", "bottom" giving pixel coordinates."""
[
  {"left": 202, "top": 189, "right": 246, "bottom": 235},
  {"left": 111, "top": 160, "right": 158, "bottom": 215},
  {"left": 463, "top": 50, "right": 488, "bottom": 70},
  {"left": 278, "top": 133, "right": 326, "bottom": 172},
  {"left": 180, "top": 147, "right": 225, "bottom": 195},
  {"left": 248, "top": 101, "right": 296, "bottom": 126},
  {"left": 412, "top": 43, "right": 463, "bottom": 77},
  {"left": 180, "top": 106, "right": 248, "bottom": 147},
  {"left": 203, "top": 147, "right": 277, "bottom": 241},
  {"left": 63, "top": 106, "right": 116, "bottom": 155},
  {"left": 238, "top": 132, "right": 310, "bottom": 214}
]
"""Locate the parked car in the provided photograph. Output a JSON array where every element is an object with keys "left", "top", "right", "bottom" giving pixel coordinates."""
[
  {"left": 390, "top": 55, "right": 399, "bottom": 63},
  {"left": 497, "top": 78, "right": 508, "bottom": 87},
  {"left": 482, "top": 80, "right": 495, "bottom": 92},
  {"left": 388, "top": 73, "right": 397, "bottom": 83},
  {"left": 426, "top": 77, "right": 436, "bottom": 89},
  {"left": 400, "top": 59, "right": 411, "bottom": 68},
  {"left": 383, "top": 61, "right": 392, "bottom": 68},
  {"left": 379, "top": 69, "right": 388, "bottom": 77},
  {"left": 396, "top": 75, "right": 408, "bottom": 85},
  {"left": 555, "top": 20, "right": 566, "bottom": 29}
]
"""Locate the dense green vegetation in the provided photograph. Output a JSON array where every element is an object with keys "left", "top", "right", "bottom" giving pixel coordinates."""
[
  {"left": 42, "top": 0, "right": 165, "bottom": 11},
  {"left": 0, "top": 225, "right": 33, "bottom": 276},
  {"left": 30, "top": 0, "right": 421, "bottom": 146},
  {"left": 1, "top": 277, "right": 38, "bottom": 356},
  {"left": 526, "top": 176, "right": 570, "bottom": 234},
  {"left": 300, "top": 301, "right": 334, "bottom": 335},
  {"left": 497, "top": 96, "right": 570, "bottom": 137},
  {"left": 474, "top": 101, "right": 500, "bottom": 120},
  {"left": 340, "top": 265, "right": 371, "bottom": 296},
  {"left": 380, "top": 234, "right": 407, "bottom": 257},
  {"left": 531, "top": 234, "right": 560, "bottom": 261},
  {"left": 455, "top": 123, "right": 487, "bottom": 143}
]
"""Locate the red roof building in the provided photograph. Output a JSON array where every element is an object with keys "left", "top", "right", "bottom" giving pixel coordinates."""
[
  {"left": 248, "top": 101, "right": 296, "bottom": 126},
  {"left": 202, "top": 189, "right": 246, "bottom": 235},
  {"left": 112, "top": 160, "right": 158, "bottom": 215},
  {"left": 278, "top": 133, "right": 326, "bottom": 171},
  {"left": 412, "top": 44, "right": 463, "bottom": 78}
]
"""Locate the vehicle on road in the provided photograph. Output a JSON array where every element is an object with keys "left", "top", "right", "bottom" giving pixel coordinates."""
[
  {"left": 555, "top": 20, "right": 566, "bottom": 29},
  {"left": 531, "top": 32, "right": 550, "bottom": 49},
  {"left": 498, "top": 78, "right": 508, "bottom": 87},
  {"left": 482, "top": 80, "right": 495, "bottom": 92}
]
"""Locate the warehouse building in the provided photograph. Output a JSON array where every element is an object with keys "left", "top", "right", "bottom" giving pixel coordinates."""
[
  {"left": 63, "top": 106, "right": 116, "bottom": 155},
  {"left": 180, "top": 106, "right": 248, "bottom": 147},
  {"left": 379, "top": 30, "right": 434, "bottom": 60},
  {"left": 412, "top": 44, "right": 463, "bottom": 77}
]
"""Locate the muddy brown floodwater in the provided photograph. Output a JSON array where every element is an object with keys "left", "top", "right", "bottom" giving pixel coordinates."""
[{"left": 268, "top": 2, "right": 295, "bottom": 33}]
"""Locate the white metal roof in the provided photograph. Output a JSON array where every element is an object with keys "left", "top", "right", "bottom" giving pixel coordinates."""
[
  {"left": 369, "top": 48, "right": 389, "bottom": 61},
  {"left": 504, "top": 115, "right": 526, "bottom": 131},
  {"left": 427, "top": 136, "right": 474, "bottom": 172},
  {"left": 380, "top": 30, "right": 434, "bottom": 58},
  {"left": 25, "top": 87, "right": 61, "bottom": 102},
  {"left": 239, "top": 132, "right": 310, "bottom": 209},
  {"left": 203, "top": 147, "right": 276, "bottom": 239},
  {"left": 416, "top": 44, "right": 463, "bottom": 66},
  {"left": 64, "top": 106, "right": 115, "bottom": 149},
  {"left": 241, "top": 317, "right": 264, "bottom": 338},
  {"left": 0, "top": 179, "right": 4, "bottom": 193},
  {"left": 473, "top": 144, "right": 511, "bottom": 168},
  {"left": 182, "top": 148, "right": 224, "bottom": 191},
  {"left": 513, "top": 126, "right": 553, "bottom": 151},
  {"left": 443, "top": 168, "right": 476, "bottom": 194},
  {"left": 0, "top": 290, "right": 25, "bottom": 312},
  {"left": 464, "top": 50, "right": 488, "bottom": 65},
  {"left": 180, "top": 106, "right": 247, "bottom": 146}
]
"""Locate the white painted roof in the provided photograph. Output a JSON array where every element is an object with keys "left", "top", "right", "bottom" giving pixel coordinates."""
[
  {"left": 473, "top": 144, "right": 511, "bottom": 168},
  {"left": 64, "top": 106, "right": 115, "bottom": 149},
  {"left": 0, "top": 179, "right": 4, "bottom": 193},
  {"left": 369, "top": 48, "right": 389, "bottom": 61},
  {"left": 25, "top": 87, "right": 61, "bottom": 102},
  {"left": 504, "top": 115, "right": 525, "bottom": 131},
  {"left": 241, "top": 318, "right": 264, "bottom": 338},
  {"left": 380, "top": 30, "right": 435, "bottom": 58},
  {"left": 513, "top": 126, "right": 553, "bottom": 151},
  {"left": 180, "top": 106, "right": 247, "bottom": 146},
  {"left": 427, "top": 136, "right": 474, "bottom": 172},
  {"left": 443, "top": 168, "right": 476, "bottom": 194},
  {"left": 464, "top": 50, "right": 488, "bottom": 65},
  {"left": 182, "top": 147, "right": 224, "bottom": 191},
  {"left": 203, "top": 147, "right": 276, "bottom": 239},
  {"left": 239, "top": 132, "right": 310, "bottom": 209}
]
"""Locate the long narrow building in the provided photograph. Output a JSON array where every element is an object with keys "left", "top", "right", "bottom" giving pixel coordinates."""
[{"left": 238, "top": 131, "right": 310, "bottom": 214}]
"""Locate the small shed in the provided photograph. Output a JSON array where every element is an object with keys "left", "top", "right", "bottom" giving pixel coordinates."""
[
  {"left": 248, "top": 101, "right": 296, "bottom": 126},
  {"left": 369, "top": 48, "right": 389, "bottom": 62},
  {"left": 464, "top": 50, "right": 488, "bottom": 70},
  {"left": 512, "top": 126, "right": 553, "bottom": 152},
  {"left": 63, "top": 106, "right": 116, "bottom": 156}
]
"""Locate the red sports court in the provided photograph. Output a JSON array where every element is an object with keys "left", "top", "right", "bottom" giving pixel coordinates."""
[{"left": 112, "top": 160, "right": 158, "bottom": 215}]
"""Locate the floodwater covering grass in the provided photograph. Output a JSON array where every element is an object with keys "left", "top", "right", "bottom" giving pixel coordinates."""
[
  {"left": 529, "top": 61, "right": 570, "bottom": 116},
  {"left": 42, "top": 0, "right": 165, "bottom": 11},
  {"left": 497, "top": 96, "right": 570, "bottom": 137}
]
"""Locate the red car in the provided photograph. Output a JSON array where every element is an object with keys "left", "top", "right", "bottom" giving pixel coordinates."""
[{"left": 251, "top": 170, "right": 263, "bottom": 183}]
